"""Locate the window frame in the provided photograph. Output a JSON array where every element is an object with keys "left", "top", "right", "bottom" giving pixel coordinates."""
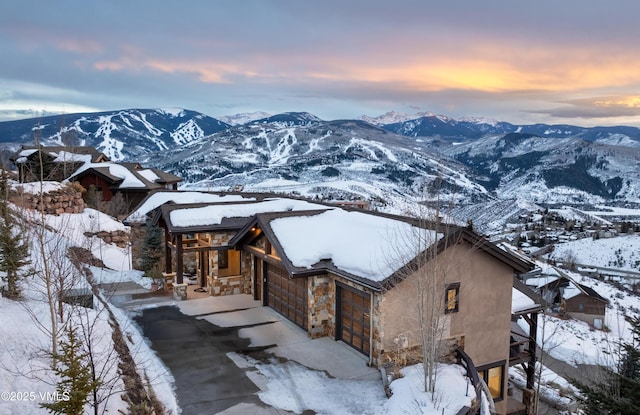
[
  {"left": 445, "top": 282, "right": 460, "bottom": 314},
  {"left": 477, "top": 361, "right": 506, "bottom": 401}
]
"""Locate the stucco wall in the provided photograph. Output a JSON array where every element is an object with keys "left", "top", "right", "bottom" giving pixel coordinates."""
[{"left": 379, "top": 241, "right": 514, "bottom": 413}]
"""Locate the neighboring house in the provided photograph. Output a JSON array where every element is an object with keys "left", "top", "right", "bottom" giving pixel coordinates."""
[
  {"left": 11, "top": 145, "right": 109, "bottom": 182},
  {"left": 67, "top": 162, "right": 182, "bottom": 212},
  {"left": 561, "top": 281, "right": 608, "bottom": 329},
  {"left": 525, "top": 264, "right": 608, "bottom": 329},
  {"left": 128, "top": 191, "right": 538, "bottom": 414}
]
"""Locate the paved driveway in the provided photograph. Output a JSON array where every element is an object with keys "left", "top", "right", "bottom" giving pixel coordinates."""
[{"left": 133, "top": 294, "right": 380, "bottom": 414}]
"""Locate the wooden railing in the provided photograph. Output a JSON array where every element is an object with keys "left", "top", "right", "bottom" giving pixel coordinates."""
[{"left": 455, "top": 348, "right": 483, "bottom": 415}]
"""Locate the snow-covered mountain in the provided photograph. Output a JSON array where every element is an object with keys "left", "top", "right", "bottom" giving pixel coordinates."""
[
  {"left": 441, "top": 132, "right": 640, "bottom": 204},
  {"left": 5, "top": 108, "right": 640, "bottom": 211},
  {"left": 381, "top": 114, "right": 640, "bottom": 146},
  {"left": 0, "top": 108, "right": 229, "bottom": 161},
  {"left": 218, "top": 111, "right": 271, "bottom": 126},
  {"left": 148, "top": 117, "right": 490, "bottom": 209},
  {"left": 360, "top": 111, "right": 438, "bottom": 126}
]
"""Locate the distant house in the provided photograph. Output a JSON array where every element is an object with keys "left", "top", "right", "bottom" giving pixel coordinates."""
[
  {"left": 11, "top": 145, "right": 109, "bottom": 182},
  {"left": 67, "top": 162, "right": 182, "bottom": 213},
  {"left": 562, "top": 281, "right": 608, "bottom": 329},
  {"left": 526, "top": 265, "right": 609, "bottom": 329}
]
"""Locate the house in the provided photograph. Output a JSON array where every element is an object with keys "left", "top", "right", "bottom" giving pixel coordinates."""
[
  {"left": 524, "top": 263, "right": 608, "bottom": 330},
  {"left": 128, "top": 191, "right": 538, "bottom": 414},
  {"left": 11, "top": 145, "right": 110, "bottom": 183},
  {"left": 67, "top": 162, "right": 182, "bottom": 213},
  {"left": 147, "top": 196, "right": 332, "bottom": 293},
  {"left": 561, "top": 281, "right": 608, "bottom": 329}
]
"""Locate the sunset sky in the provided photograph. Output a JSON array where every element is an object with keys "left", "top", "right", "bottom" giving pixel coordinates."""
[{"left": 2, "top": 1, "right": 640, "bottom": 126}]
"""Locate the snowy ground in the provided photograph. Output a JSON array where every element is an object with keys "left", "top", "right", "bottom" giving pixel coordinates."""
[
  {"left": 3, "top": 181, "right": 640, "bottom": 414},
  {"left": 550, "top": 233, "right": 640, "bottom": 273},
  {"left": 0, "top": 186, "right": 178, "bottom": 415}
]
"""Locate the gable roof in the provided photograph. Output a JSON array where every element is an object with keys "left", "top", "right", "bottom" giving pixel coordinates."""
[
  {"left": 124, "top": 190, "right": 259, "bottom": 224},
  {"left": 155, "top": 197, "right": 333, "bottom": 234},
  {"left": 66, "top": 162, "right": 182, "bottom": 191},
  {"left": 11, "top": 146, "right": 109, "bottom": 164},
  {"left": 563, "top": 281, "right": 608, "bottom": 303},
  {"left": 230, "top": 208, "right": 535, "bottom": 291}
]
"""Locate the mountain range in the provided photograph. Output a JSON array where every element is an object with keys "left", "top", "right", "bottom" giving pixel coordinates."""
[{"left": 2, "top": 107, "right": 640, "bottom": 212}]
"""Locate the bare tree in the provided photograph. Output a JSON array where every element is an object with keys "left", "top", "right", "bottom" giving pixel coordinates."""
[{"left": 384, "top": 180, "right": 462, "bottom": 396}]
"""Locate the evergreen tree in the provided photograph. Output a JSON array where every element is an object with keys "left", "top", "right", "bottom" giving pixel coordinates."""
[
  {"left": 0, "top": 170, "right": 30, "bottom": 299},
  {"left": 140, "top": 219, "right": 164, "bottom": 280},
  {"left": 41, "top": 323, "right": 101, "bottom": 415},
  {"left": 572, "top": 316, "right": 640, "bottom": 414}
]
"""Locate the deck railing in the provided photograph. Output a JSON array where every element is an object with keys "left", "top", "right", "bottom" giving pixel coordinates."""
[{"left": 455, "top": 348, "right": 483, "bottom": 415}]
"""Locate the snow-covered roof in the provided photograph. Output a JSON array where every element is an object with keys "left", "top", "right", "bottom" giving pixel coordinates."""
[
  {"left": 268, "top": 209, "right": 442, "bottom": 282},
  {"left": 125, "top": 191, "right": 257, "bottom": 223},
  {"left": 562, "top": 281, "right": 608, "bottom": 302},
  {"left": 525, "top": 275, "right": 559, "bottom": 289},
  {"left": 137, "top": 169, "right": 161, "bottom": 183},
  {"left": 50, "top": 150, "right": 93, "bottom": 164},
  {"left": 169, "top": 198, "right": 331, "bottom": 228},
  {"left": 512, "top": 287, "right": 539, "bottom": 314},
  {"left": 67, "top": 162, "right": 180, "bottom": 191},
  {"left": 563, "top": 283, "right": 582, "bottom": 300}
]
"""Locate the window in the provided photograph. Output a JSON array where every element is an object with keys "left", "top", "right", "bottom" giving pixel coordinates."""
[
  {"left": 478, "top": 363, "right": 505, "bottom": 401},
  {"left": 445, "top": 283, "right": 460, "bottom": 314},
  {"left": 219, "top": 249, "right": 229, "bottom": 269}
]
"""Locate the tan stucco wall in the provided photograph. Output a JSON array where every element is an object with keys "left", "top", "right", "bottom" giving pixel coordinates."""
[{"left": 379, "top": 241, "right": 514, "bottom": 412}]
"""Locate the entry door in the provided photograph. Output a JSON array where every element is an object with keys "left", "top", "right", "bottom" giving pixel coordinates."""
[{"left": 336, "top": 284, "right": 371, "bottom": 356}]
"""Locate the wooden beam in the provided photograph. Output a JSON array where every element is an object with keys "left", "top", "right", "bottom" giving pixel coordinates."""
[
  {"left": 176, "top": 234, "right": 183, "bottom": 284},
  {"left": 164, "top": 228, "right": 172, "bottom": 273}
]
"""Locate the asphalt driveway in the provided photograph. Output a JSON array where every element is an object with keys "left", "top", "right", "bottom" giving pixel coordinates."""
[{"left": 133, "top": 295, "right": 380, "bottom": 414}]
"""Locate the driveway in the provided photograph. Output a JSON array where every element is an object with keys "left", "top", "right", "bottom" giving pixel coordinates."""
[{"left": 133, "top": 294, "right": 381, "bottom": 415}]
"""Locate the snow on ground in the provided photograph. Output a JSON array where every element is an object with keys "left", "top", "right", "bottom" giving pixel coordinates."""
[
  {"left": 0, "top": 202, "right": 178, "bottom": 415},
  {"left": 232, "top": 351, "right": 473, "bottom": 415},
  {"left": 109, "top": 304, "right": 179, "bottom": 414},
  {"left": 582, "top": 205, "right": 640, "bottom": 217},
  {"left": 0, "top": 292, "right": 129, "bottom": 415},
  {"left": 38, "top": 207, "right": 133, "bottom": 271},
  {"left": 510, "top": 363, "right": 577, "bottom": 409},
  {"left": 12, "top": 180, "right": 65, "bottom": 194},
  {"left": 519, "top": 265, "right": 640, "bottom": 369},
  {"left": 521, "top": 314, "right": 619, "bottom": 368},
  {"left": 550, "top": 233, "right": 640, "bottom": 272}
]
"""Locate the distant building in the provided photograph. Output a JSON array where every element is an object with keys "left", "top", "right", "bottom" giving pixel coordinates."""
[
  {"left": 562, "top": 281, "right": 608, "bottom": 329},
  {"left": 11, "top": 145, "right": 109, "bottom": 182},
  {"left": 67, "top": 162, "right": 182, "bottom": 213}
]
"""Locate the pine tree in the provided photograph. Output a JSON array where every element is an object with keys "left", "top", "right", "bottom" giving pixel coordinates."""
[
  {"left": 41, "top": 323, "right": 101, "bottom": 415},
  {"left": 140, "top": 219, "right": 164, "bottom": 280},
  {"left": 572, "top": 316, "right": 640, "bottom": 414},
  {"left": 0, "top": 170, "right": 30, "bottom": 299}
]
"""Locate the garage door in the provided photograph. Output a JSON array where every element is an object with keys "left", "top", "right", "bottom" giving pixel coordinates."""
[
  {"left": 337, "top": 284, "right": 371, "bottom": 356},
  {"left": 267, "top": 264, "right": 308, "bottom": 330}
]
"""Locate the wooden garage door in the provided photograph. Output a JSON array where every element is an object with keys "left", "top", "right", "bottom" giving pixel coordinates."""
[
  {"left": 267, "top": 264, "right": 308, "bottom": 330},
  {"left": 337, "top": 284, "right": 371, "bottom": 356}
]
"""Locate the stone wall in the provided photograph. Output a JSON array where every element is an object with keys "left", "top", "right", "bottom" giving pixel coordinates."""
[
  {"left": 84, "top": 230, "right": 130, "bottom": 249},
  {"left": 308, "top": 275, "right": 332, "bottom": 338},
  {"left": 208, "top": 274, "right": 246, "bottom": 296},
  {"left": 18, "top": 185, "right": 86, "bottom": 215}
]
